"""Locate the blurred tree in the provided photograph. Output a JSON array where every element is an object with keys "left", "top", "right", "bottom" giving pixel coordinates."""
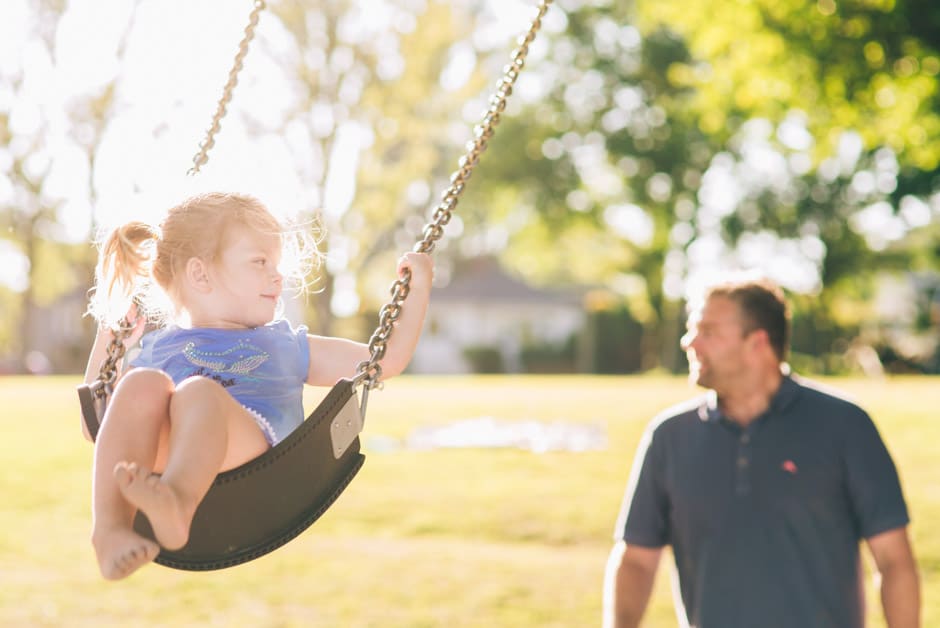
[
  {"left": 458, "top": 2, "right": 711, "bottom": 369},
  {"left": 635, "top": 0, "right": 940, "bottom": 367},
  {"left": 3, "top": 2, "right": 89, "bottom": 371},
  {"left": 261, "top": 0, "right": 567, "bottom": 346},
  {"left": 637, "top": 0, "right": 940, "bottom": 171},
  {"left": 459, "top": 0, "right": 940, "bottom": 371},
  {"left": 345, "top": 1, "right": 493, "bottom": 325},
  {"left": 0, "top": 0, "right": 133, "bottom": 372},
  {"left": 262, "top": 0, "right": 487, "bottom": 340}
]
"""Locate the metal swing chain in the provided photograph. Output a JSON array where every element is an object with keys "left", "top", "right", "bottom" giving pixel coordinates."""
[
  {"left": 188, "top": 0, "right": 266, "bottom": 175},
  {"left": 353, "top": 0, "right": 553, "bottom": 392},
  {"left": 90, "top": 316, "right": 138, "bottom": 399}
]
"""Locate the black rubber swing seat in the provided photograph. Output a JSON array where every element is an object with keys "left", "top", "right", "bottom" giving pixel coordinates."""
[{"left": 78, "top": 378, "right": 365, "bottom": 571}]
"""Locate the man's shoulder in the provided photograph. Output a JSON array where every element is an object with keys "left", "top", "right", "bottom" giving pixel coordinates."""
[
  {"left": 647, "top": 395, "right": 708, "bottom": 434},
  {"left": 789, "top": 374, "right": 869, "bottom": 419}
]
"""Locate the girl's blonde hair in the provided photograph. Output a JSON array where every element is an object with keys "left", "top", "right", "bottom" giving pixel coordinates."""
[{"left": 88, "top": 192, "right": 320, "bottom": 327}]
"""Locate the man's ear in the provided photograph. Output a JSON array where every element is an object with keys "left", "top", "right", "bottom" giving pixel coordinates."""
[
  {"left": 748, "top": 328, "right": 771, "bottom": 352},
  {"left": 185, "top": 257, "right": 212, "bottom": 293}
]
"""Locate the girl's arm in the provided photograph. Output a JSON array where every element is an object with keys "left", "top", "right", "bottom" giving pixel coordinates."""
[
  {"left": 80, "top": 326, "right": 117, "bottom": 442},
  {"left": 83, "top": 326, "right": 116, "bottom": 387},
  {"left": 306, "top": 252, "right": 433, "bottom": 386}
]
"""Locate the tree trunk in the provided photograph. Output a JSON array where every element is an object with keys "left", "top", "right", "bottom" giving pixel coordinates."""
[{"left": 18, "top": 226, "right": 37, "bottom": 374}]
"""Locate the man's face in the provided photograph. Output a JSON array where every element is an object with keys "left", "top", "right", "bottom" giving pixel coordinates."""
[{"left": 680, "top": 295, "right": 752, "bottom": 390}]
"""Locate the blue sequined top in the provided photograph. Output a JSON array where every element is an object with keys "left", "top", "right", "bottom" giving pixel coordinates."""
[{"left": 130, "top": 319, "right": 310, "bottom": 445}]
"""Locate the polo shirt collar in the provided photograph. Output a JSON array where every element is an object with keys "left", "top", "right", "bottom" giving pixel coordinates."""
[{"left": 697, "top": 374, "right": 800, "bottom": 423}]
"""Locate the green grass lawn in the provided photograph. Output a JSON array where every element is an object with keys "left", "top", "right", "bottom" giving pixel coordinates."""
[{"left": 0, "top": 375, "right": 936, "bottom": 627}]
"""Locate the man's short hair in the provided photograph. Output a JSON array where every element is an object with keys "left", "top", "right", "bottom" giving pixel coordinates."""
[{"left": 705, "top": 278, "right": 791, "bottom": 361}]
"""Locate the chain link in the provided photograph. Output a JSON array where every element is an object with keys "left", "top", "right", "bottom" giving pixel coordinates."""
[
  {"left": 354, "top": 0, "right": 552, "bottom": 389},
  {"left": 188, "top": 0, "right": 266, "bottom": 175},
  {"left": 91, "top": 315, "right": 138, "bottom": 398}
]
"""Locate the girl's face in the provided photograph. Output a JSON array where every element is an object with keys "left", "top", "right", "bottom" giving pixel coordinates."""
[{"left": 205, "top": 224, "right": 283, "bottom": 328}]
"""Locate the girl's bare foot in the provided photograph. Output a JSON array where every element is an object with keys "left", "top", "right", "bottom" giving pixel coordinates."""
[
  {"left": 114, "top": 461, "right": 191, "bottom": 550},
  {"left": 92, "top": 527, "right": 160, "bottom": 580}
]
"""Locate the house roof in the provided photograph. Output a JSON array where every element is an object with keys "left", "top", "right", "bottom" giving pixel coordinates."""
[{"left": 432, "top": 257, "right": 581, "bottom": 306}]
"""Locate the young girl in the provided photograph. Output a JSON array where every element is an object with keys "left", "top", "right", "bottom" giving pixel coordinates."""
[{"left": 83, "top": 192, "right": 433, "bottom": 580}]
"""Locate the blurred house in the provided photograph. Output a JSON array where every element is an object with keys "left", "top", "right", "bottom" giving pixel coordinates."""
[
  {"left": 409, "top": 257, "right": 585, "bottom": 374},
  {"left": 872, "top": 272, "right": 940, "bottom": 373},
  {"left": 18, "top": 285, "right": 91, "bottom": 374}
]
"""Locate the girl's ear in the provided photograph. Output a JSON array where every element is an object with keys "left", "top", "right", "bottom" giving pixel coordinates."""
[{"left": 185, "top": 257, "right": 212, "bottom": 293}]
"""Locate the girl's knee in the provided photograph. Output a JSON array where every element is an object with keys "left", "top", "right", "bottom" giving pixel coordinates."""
[
  {"left": 114, "top": 368, "right": 173, "bottom": 402},
  {"left": 171, "top": 376, "right": 230, "bottom": 411},
  {"left": 104, "top": 369, "right": 174, "bottom": 427}
]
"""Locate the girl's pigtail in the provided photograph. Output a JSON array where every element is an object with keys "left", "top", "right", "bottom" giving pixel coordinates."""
[{"left": 88, "top": 221, "right": 160, "bottom": 328}]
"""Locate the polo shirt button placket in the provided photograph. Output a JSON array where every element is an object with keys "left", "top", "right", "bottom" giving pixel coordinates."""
[{"left": 735, "top": 431, "right": 752, "bottom": 496}]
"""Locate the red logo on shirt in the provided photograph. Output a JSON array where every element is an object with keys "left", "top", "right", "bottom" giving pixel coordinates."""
[{"left": 781, "top": 460, "right": 798, "bottom": 474}]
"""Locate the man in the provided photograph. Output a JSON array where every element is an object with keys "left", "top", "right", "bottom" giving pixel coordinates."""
[{"left": 603, "top": 278, "right": 920, "bottom": 627}]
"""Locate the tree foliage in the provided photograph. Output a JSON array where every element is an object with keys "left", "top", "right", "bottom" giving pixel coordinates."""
[
  {"left": 462, "top": 0, "right": 940, "bottom": 369},
  {"left": 638, "top": 0, "right": 940, "bottom": 170}
]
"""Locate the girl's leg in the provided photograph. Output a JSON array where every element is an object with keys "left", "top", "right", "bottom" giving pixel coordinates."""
[
  {"left": 114, "top": 375, "right": 269, "bottom": 553},
  {"left": 91, "top": 368, "right": 172, "bottom": 580}
]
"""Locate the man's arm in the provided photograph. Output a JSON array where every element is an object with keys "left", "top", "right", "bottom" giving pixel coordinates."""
[
  {"left": 867, "top": 526, "right": 920, "bottom": 628},
  {"left": 602, "top": 541, "right": 663, "bottom": 628}
]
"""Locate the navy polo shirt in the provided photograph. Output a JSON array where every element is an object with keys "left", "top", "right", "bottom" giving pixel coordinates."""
[{"left": 615, "top": 376, "right": 909, "bottom": 628}]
